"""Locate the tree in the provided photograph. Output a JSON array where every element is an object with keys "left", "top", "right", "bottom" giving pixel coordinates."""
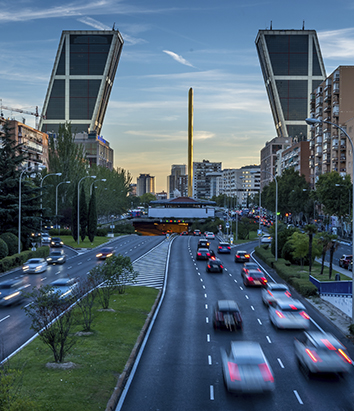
[
  {"left": 289, "top": 232, "right": 309, "bottom": 269},
  {"left": 304, "top": 224, "right": 317, "bottom": 274},
  {"left": 316, "top": 232, "right": 334, "bottom": 275},
  {"left": 139, "top": 193, "right": 156, "bottom": 208},
  {"left": 73, "top": 275, "right": 100, "bottom": 332},
  {"left": 328, "top": 237, "right": 339, "bottom": 280},
  {"left": 79, "top": 184, "right": 88, "bottom": 242},
  {"left": 24, "top": 285, "right": 77, "bottom": 363},
  {"left": 87, "top": 185, "right": 97, "bottom": 243}
]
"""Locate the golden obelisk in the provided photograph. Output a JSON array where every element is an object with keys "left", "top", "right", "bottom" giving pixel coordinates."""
[{"left": 188, "top": 88, "right": 193, "bottom": 197}]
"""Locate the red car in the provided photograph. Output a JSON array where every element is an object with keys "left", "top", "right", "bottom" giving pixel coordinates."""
[{"left": 242, "top": 269, "right": 267, "bottom": 287}]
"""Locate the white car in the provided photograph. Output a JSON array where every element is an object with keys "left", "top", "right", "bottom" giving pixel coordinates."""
[
  {"left": 261, "top": 282, "right": 292, "bottom": 307},
  {"left": 22, "top": 258, "right": 48, "bottom": 274},
  {"left": 49, "top": 278, "right": 78, "bottom": 300},
  {"left": 205, "top": 232, "right": 215, "bottom": 240},
  {"left": 261, "top": 234, "right": 272, "bottom": 244},
  {"left": 269, "top": 298, "right": 310, "bottom": 329}
]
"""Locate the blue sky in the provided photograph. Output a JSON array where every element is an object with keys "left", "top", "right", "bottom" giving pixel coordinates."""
[{"left": 2, "top": 0, "right": 354, "bottom": 192}]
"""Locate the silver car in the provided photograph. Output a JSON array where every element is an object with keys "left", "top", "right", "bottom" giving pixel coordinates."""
[
  {"left": 261, "top": 282, "right": 292, "bottom": 307},
  {"left": 221, "top": 341, "right": 275, "bottom": 394},
  {"left": 22, "top": 258, "right": 48, "bottom": 274},
  {"left": 269, "top": 298, "right": 310, "bottom": 329},
  {"left": 49, "top": 278, "right": 78, "bottom": 300},
  {"left": 0, "top": 279, "right": 25, "bottom": 306},
  {"left": 295, "top": 331, "right": 353, "bottom": 376}
]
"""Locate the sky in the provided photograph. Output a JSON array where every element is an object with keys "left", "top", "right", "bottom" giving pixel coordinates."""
[{"left": 2, "top": 0, "right": 354, "bottom": 192}]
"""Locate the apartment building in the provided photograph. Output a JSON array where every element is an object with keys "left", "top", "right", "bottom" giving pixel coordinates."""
[
  {"left": 136, "top": 173, "right": 155, "bottom": 197},
  {"left": 193, "top": 160, "right": 222, "bottom": 199},
  {"left": 278, "top": 141, "right": 311, "bottom": 183},
  {"left": 167, "top": 164, "right": 188, "bottom": 198}
]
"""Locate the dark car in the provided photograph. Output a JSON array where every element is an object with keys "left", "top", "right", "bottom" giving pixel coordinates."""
[
  {"left": 193, "top": 229, "right": 201, "bottom": 236},
  {"left": 206, "top": 257, "right": 223, "bottom": 273},
  {"left": 46, "top": 250, "right": 66, "bottom": 265},
  {"left": 213, "top": 300, "right": 242, "bottom": 331},
  {"left": 242, "top": 269, "right": 268, "bottom": 287},
  {"left": 218, "top": 242, "right": 231, "bottom": 254},
  {"left": 196, "top": 248, "right": 211, "bottom": 260},
  {"left": 198, "top": 239, "right": 210, "bottom": 249},
  {"left": 96, "top": 247, "right": 115, "bottom": 260},
  {"left": 50, "top": 237, "right": 64, "bottom": 248},
  {"left": 0, "top": 279, "right": 25, "bottom": 306},
  {"left": 235, "top": 250, "right": 250, "bottom": 263},
  {"left": 339, "top": 255, "right": 352, "bottom": 269},
  {"left": 180, "top": 231, "right": 189, "bottom": 236}
]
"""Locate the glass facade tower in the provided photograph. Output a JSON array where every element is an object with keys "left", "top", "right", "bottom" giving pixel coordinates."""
[
  {"left": 39, "top": 30, "right": 123, "bottom": 135},
  {"left": 255, "top": 29, "right": 326, "bottom": 140}
]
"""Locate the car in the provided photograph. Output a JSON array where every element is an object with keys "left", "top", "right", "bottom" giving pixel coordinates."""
[
  {"left": 196, "top": 248, "right": 211, "bottom": 260},
  {"left": 235, "top": 250, "right": 250, "bottom": 263},
  {"left": 241, "top": 262, "right": 261, "bottom": 275},
  {"left": 213, "top": 300, "right": 242, "bottom": 331},
  {"left": 197, "top": 239, "right": 210, "bottom": 249},
  {"left": 41, "top": 233, "right": 51, "bottom": 245},
  {"left": 193, "top": 229, "right": 201, "bottom": 236},
  {"left": 0, "top": 279, "right": 25, "bottom": 306},
  {"left": 261, "top": 282, "right": 291, "bottom": 306},
  {"left": 218, "top": 242, "right": 231, "bottom": 254},
  {"left": 49, "top": 277, "right": 78, "bottom": 301},
  {"left": 261, "top": 235, "right": 272, "bottom": 244},
  {"left": 339, "top": 255, "right": 352, "bottom": 269},
  {"left": 22, "top": 258, "right": 48, "bottom": 274},
  {"left": 294, "top": 331, "right": 353, "bottom": 377},
  {"left": 46, "top": 250, "right": 66, "bottom": 265},
  {"left": 206, "top": 257, "right": 223, "bottom": 273},
  {"left": 180, "top": 231, "right": 189, "bottom": 236},
  {"left": 269, "top": 298, "right": 310, "bottom": 329},
  {"left": 96, "top": 247, "right": 115, "bottom": 260},
  {"left": 242, "top": 269, "right": 268, "bottom": 287},
  {"left": 221, "top": 341, "right": 275, "bottom": 394},
  {"left": 50, "top": 237, "right": 64, "bottom": 247},
  {"left": 205, "top": 232, "right": 215, "bottom": 240}
]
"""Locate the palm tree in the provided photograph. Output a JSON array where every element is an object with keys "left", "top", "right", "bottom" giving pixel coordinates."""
[
  {"left": 304, "top": 224, "right": 317, "bottom": 275},
  {"left": 317, "top": 232, "right": 333, "bottom": 275},
  {"left": 328, "top": 236, "right": 339, "bottom": 280}
]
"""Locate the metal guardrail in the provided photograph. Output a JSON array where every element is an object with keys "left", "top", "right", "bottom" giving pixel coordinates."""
[{"left": 309, "top": 275, "right": 352, "bottom": 295}]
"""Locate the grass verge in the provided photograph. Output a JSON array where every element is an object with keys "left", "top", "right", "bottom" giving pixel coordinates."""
[
  {"left": 8, "top": 286, "right": 158, "bottom": 411},
  {"left": 59, "top": 235, "right": 121, "bottom": 249}
]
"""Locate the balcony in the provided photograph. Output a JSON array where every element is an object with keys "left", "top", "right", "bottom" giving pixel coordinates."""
[
  {"left": 333, "top": 85, "right": 339, "bottom": 94},
  {"left": 324, "top": 93, "right": 332, "bottom": 102},
  {"left": 340, "top": 168, "right": 346, "bottom": 173},
  {"left": 315, "top": 137, "right": 322, "bottom": 145},
  {"left": 332, "top": 157, "right": 338, "bottom": 162},
  {"left": 340, "top": 156, "right": 346, "bottom": 161}
]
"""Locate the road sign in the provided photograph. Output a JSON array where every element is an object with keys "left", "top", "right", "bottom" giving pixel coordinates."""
[
  {"left": 226, "top": 223, "right": 229, "bottom": 229},
  {"left": 257, "top": 229, "right": 262, "bottom": 236}
]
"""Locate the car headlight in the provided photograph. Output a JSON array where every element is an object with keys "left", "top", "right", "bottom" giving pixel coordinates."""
[
  {"left": 47, "top": 258, "right": 52, "bottom": 262},
  {"left": 35, "top": 265, "right": 43, "bottom": 271},
  {"left": 4, "top": 291, "right": 20, "bottom": 301},
  {"left": 58, "top": 257, "right": 63, "bottom": 261},
  {"left": 96, "top": 253, "right": 102, "bottom": 258}
]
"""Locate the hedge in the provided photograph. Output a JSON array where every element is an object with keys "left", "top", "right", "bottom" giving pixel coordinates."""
[{"left": 0, "top": 246, "right": 50, "bottom": 274}]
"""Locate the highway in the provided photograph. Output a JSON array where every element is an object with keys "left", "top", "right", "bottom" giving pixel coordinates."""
[
  {"left": 0, "top": 235, "right": 164, "bottom": 361},
  {"left": 117, "top": 235, "right": 354, "bottom": 411}
]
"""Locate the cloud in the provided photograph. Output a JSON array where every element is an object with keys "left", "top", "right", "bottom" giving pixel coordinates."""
[
  {"left": 318, "top": 28, "right": 354, "bottom": 59},
  {"left": 77, "top": 16, "right": 111, "bottom": 30},
  {"left": 163, "top": 50, "right": 195, "bottom": 68}
]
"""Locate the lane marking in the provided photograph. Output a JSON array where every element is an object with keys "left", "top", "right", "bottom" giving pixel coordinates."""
[
  {"left": 266, "top": 336, "right": 272, "bottom": 343},
  {"left": 203, "top": 285, "right": 206, "bottom": 289},
  {"left": 294, "top": 390, "right": 303, "bottom": 405},
  {"left": 210, "top": 385, "right": 214, "bottom": 401},
  {"left": 208, "top": 355, "right": 212, "bottom": 365},
  {"left": 40, "top": 277, "right": 47, "bottom": 282},
  {"left": 205, "top": 304, "right": 208, "bottom": 309},
  {"left": 257, "top": 319, "right": 262, "bottom": 325},
  {"left": 277, "top": 358, "right": 284, "bottom": 368},
  {"left": 206, "top": 317, "right": 209, "bottom": 323},
  {"left": 78, "top": 262, "right": 82, "bottom": 265},
  {"left": 251, "top": 306, "right": 255, "bottom": 310},
  {"left": 0, "top": 315, "right": 10, "bottom": 323},
  {"left": 245, "top": 295, "right": 249, "bottom": 300},
  {"left": 207, "top": 334, "right": 210, "bottom": 342},
  {"left": 204, "top": 293, "right": 207, "bottom": 298}
]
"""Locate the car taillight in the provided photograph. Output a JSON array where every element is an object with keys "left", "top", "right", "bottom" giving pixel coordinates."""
[
  {"left": 227, "top": 247, "right": 231, "bottom": 250},
  {"left": 258, "top": 363, "right": 274, "bottom": 382},
  {"left": 228, "top": 362, "right": 241, "bottom": 381},
  {"left": 220, "top": 265, "right": 223, "bottom": 269},
  {"left": 207, "top": 265, "right": 211, "bottom": 268},
  {"left": 289, "top": 304, "right": 298, "bottom": 310},
  {"left": 285, "top": 291, "right": 291, "bottom": 297},
  {"left": 248, "top": 276, "right": 253, "bottom": 282},
  {"left": 218, "top": 246, "right": 221, "bottom": 250},
  {"left": 197, "top": 252, "right": 201, "bottom": 256},
  {"left": 236, "top": 255, "right": 240, "bottom": 258},
  {"left": 305, "top": 349, "right": 322, "bottom": 363},
  {"left": 261, "top": 277, "right": 267, "bottom": 283},
  {"left": 338, "top": 349, "right": 352, "bottom": 364},
  {"left": 299, "top": 311, "right": 310, "bottom": 319},
  {"left": 211, "top": 256, "right": 215, "bottom": 260},
  {"left": 245, "top": 254, "right": 250, "bottom": 258},
  {"left": 207, "top": 253, "right": 210, "bottom": 257},
  {"left": 320, "top": 339, "right": 336, "bottom": 350},
  {"left": 275, "top": 310, "right": 285, "bottom": 318}
]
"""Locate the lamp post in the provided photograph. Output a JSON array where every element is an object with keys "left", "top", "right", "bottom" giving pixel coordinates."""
[
  {"left": 90, "top": 178, "right": 106, "bottom": 196},
  {"left": 56, "top": 181, "right": 70, "bottom": 234},
  {"left": 40, "top": 172, "right": 62, "bottom": 236},
  {"left": 77, "top": 175, "right": 96, "bottom": 245},
  {"left": 306, "top": 117, "right": 354, "bottom": 320}
]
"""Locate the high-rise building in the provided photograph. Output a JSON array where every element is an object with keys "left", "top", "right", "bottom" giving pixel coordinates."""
[
  {"left": 39, "top": 30, "right": 123, "bottom": 135},
  {"left": 193, "top": 160, "right": 222, "bottom": 199},
  {"left": 256, "top": 28, "right": 326, "bottom": 140},
  {"left": 137, "top": 174, "right": 156, "bottom": 197},
  {"left": 167, "top": 164, "right": 187, "bottom": 198},
  {"left": 309, "top": 66, "right": 354, "bottom": 186}
]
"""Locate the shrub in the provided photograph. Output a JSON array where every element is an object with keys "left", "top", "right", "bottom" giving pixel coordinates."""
[
  {"left": 0, "top": 233, "right": 18, "bottom": 256},
  {"left": 49, "top": 228, "right": 71, "bottom": 236},
  {"left": 96, "top": 228, "right": 108, "bottom": 237},
  {"left": 113, "top": 224, "right": 135, "bottom": 234},
  {"left": 349, "top": 324, "right": 354, "bottom": 335},
  {"left": 0, "top": 239, "right": 8, "bottom": 259},
  {"left": 290, "top": 278, "right": 318, "bottom": 297}
]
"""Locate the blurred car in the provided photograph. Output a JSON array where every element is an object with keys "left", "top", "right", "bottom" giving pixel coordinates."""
[
  {"left": 295, "top": 331, "right": 353, "bottom": 377},
  {"left": 197, "top": 239, "right": 210, "bottom": 249},
  {"left": 205, "top": 232, "right": 215, "bottom": 240},
  {"left": 196, "top": 248, "right": 211, "bottom": 260},
  {"left": 206, "top": 257, "right": 223, "bottom": 273},
  {"left": 269, "top": 298, "right": 310, "bottom": 329},
  {"left": 180, "top": 231, "right": 189, "bottom": 236},
  {"left": 96, "top": 247, "right": 115, "bottom": 260},
  {"left": 213, "top": 300, "right": 242, "bottom": 331},
  {"left": 41, "top": 233, "right": 51, "bottom": 245},
  {"left": 339, "top": 255, "right": 352, "bottom": 269},
  {"left": 218, "top": 242, "right": 231, "bottom": 254},
  {"left": 22, "top": 258, "right": 48, "bottom": 274},
  {"left": 46, "top": 250, "right": 66, "bottom": 265},
  {"left": 242, "top": 262, "right": 261, "bottom": 275},
  {"left": 50, "top": 237, "right": 64, "bottom": 248},
  {"left": 235, "top": 250, "right": 250, "bottom": 263},
  {"left": 221, "top": 341, "right": 275, "bottom": 394},
  {"left": 49, "top": 277, "right": 78, "bottom": 301},
  {"left": 242, "top": 269, "right": 267, "bottom": 287},
  {"left": 0, "top": 279, "right": 25, "bottom": 306},
  {"left": 261, "top": 235, "right": 272, "bottom": 244},
  {"left": 261, "top": 282, "right": 291, "bottom": 307},
  {"left": 193, "top": 229, "right": 201, "bottom": 236}
]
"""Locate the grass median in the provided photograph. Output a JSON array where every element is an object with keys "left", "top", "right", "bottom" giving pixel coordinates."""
[
  {"left": 58, "top": 235, "right": 121, "bottom": 249},
  {"left": 8, "top": 286, "right": 159, "bottom": 410}
]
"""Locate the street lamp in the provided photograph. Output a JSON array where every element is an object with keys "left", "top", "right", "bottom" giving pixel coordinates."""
[
  {"left": 40, "top": 172, "right": 62, "bottom": 236},
  {"left": 77, "top": 175, "right": 96, "bottom": 245},
  {"left": 90, "top": 178, "right": 106, "bottom": 196},
  {"left": 56, "top": 181, "right": 70, "bottom": 234},
  {"left": 306, "top": 117, "right": 354, "bottom": 319}
]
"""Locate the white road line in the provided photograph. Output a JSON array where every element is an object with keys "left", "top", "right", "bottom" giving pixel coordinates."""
[
  {"left": 198, "top": 272, "right": 201, "bottom": 276},
  {"left": 87, "top": 258, "right": 91, "bottom": 261},
  {"left": 277, "top": 358, "right": 284, "bottom": 368},
  {"left": 204, "top": 293, "right": 207, "bottom": 298},
  {"left": 251, "top": 306, "right": 255, "bottom": 310},
  {"left": 234, "top": 279, "right": 237, "bottom": 283},
  {"left": 0, "top": 315, "right": 10, "bottom": 323},
  {"left": 240, "top": 286, "right": 243, "bottom": 290},
  {"left": 225, "top": 268, "right": 228, "bottom": 271},
  {"left": 206, "top": 317, "right": 209, "bottom": 323},
  {"left": 293, "top": 390, "right": 303, "bottom": 405},
  {"left": 210, "top": 385, "right": 214, "bottom": 400},
  {"left": 55, "top": 271, "right": 60, "bottom": 275},
  {"left": 203, "top": 285, "right": 206, "bottom": 289},
  {"left": 208, "top": 355, "right": 212, "bottom": 365},
  {"left": 229, "top": 273, "right": 232, "bottom": 277},
  {"left": 245, "top": 295, "right": 249, "bottom": 300},
  {"left": 205, "top": 304, "right": 208, "bottom": 309},
  {"left": 78, "top": 262, "right": 82, "bottom": 265},
  {"left": 40, "top": 277, "right": 47, "bottom": 282},
  {"left": 200, "top": 278, "right": 203, "bottom": 282},
  {"left": 207, "top": 334, "right": 210, "bottom": 342},
  {"left": 266, "top": 336, "right": 272, "bottom": 343},
  {"left": 67, "top": 266, "right": 72, "bottom": 269},
  {"left": 257, "top": 319, "right": 262, "bottom": 325}
]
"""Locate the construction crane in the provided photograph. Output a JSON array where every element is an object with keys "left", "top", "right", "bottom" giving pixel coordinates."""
[{"left": 0, "top": 99, "right": 46, "bottom": 130}]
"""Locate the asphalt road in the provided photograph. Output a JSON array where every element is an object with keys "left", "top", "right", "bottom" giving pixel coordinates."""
[
  {"left": 0, "top": 235, "right": 164, "bottom": 361},
  {"left": 117, "top": 236, "right": 354, "bottom": 411}
]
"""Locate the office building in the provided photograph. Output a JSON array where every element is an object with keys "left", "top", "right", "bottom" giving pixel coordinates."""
[
  {"left": 256, "top": 28, "right": 326, "bottom": 140},
  {"left": 137, "top": 174, "right": 155, "bottom": 197},
  {"left": 193, "top": 160, "right": 222, "bottom": 199},
  {"left": 39, "top": 30, "right": 124, "bottom": 135},
  {"left": 309, "top": 66, "right": 354, "bottom": 185},
  {"left": 167, "top": 164, "right": 188, "bottom": 198}
]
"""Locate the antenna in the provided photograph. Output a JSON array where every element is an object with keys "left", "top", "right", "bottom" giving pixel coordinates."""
[
  {"left": 270, "top": 21, "right": 272, "bottom": 30},
  {"left": 302, "top": 20, "right": 305, "bottom": 30},
  {"left": 112, "top": 22, "right": 115, "bottom": 30}
]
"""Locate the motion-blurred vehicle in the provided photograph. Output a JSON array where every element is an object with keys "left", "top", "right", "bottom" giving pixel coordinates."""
[
  {"left": 339, "top": 255, "right": 352, "bottom": 269},
  {"left": 213, "top": 300, "right": 242, "bottom": 331},
  {"left": 221, "top": 341, "right": 274, "bottom": 394},
  {"left": 50, "top": 237, "right": 64, "bottom": 248},
  {"left": 180, "top": 231, "right": 189, "bottom": 236},
  {"left": 218, "top": 242, "right": 231, "bottom": 254},
  {"left": 295, "top": 331, "right": 352, "bottom": 377},
  {"left": 22, "top": 258, "right": 48, "bottom": 274},
  {"left": 196, "top": 248, "right": 211, "bottom": 260},
  {"left": 205, "top": 232, "right": 215, "bottom": 240},
  {"left": 193, "top": 229, "right": 201, "bottom": 236},
  {"left": 0, "top": 279, "right": 25, "bottom": 306},
  {"left": 242, "top": 269, "right": 267, "bottom": 287},
  {"left": 197, "top": 239, "right": 210, "bottom": 249},
  {"left": 269, "top": 298, "right": 310, "bottom": 329},
  {"left": 235, "top": 250, "right": 250, "bottom": 263},
  {"left": 241, "top": 262, "right": 261, "bottom": 276},
  {"left": 261, "top": 282, "right": 291, "bottom": 306},
  {"left": 96, "top": 247, "right": 115, "bottom": 260},
  {"left": 46, "top": 250, "right": 66, "bottom": 265},
  {"left": 41, "top": 233, "right": 51, "bottom": 245},
  {"left": 261, "top": 235, "right": 272, "bottom": 244},
  {"left": 49, "top": 277, "right": 78, "bottom": 301},
  {"left": 206, "top": 257, "right": 223, "bottom": 273}
]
